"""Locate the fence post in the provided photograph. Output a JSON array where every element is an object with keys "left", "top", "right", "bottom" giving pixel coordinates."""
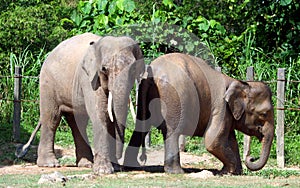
[
  {"left": 243, "top": 66, "right": 254, "bottom": 160},
  {"left": 13, "top": 66, "right": 22, "bottom": 142},
  {"left": 276, "top": 68, "right": 285, "bottom": 168}
]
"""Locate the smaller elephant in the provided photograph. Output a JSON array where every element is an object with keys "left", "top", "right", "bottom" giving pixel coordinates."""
[
  {"left": 16, "top": 33, "right": 145, "bottom": 175},
  {"left": 124, "top": 53, "right": 274, "bottom": 175}
]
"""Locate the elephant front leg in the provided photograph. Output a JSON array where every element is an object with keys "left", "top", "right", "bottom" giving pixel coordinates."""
[
  {"left": 163, "top": 126, "right": 184, "bottom": 174},
  {"left": 88, "top": 91, "right": 114, "bottom": 175},
  {"left": 205, "top": 130, "right": 242, "bottom": 175},
  {"left": 225, "top": 131, "right": 242, "bottom": 174},
  {"left": 92, "top": 123, "right": 114, "bottom": 175}
]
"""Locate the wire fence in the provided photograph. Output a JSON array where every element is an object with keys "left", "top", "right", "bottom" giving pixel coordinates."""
[
  {"left": 0, "top": 65, "right": 300, "bottom": 168},
  {"left": 1, "top": 76, "right": 300, "bottom": 107}
]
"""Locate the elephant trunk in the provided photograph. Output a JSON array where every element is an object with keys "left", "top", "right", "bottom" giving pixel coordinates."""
[
  {"left": 111, "top": 59, "right": 145, "bottom": 159},
  {"left": 111, "top": 83, "right": 130, "bottom": 159},
  {"left": 245, "top": 119, "right": 274, "bottom": 171}
]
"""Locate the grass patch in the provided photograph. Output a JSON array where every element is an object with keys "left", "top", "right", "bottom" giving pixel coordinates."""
[
  {"left": 1, "top": 169, "right": 300, "bottom": 188},
  {"left": 244, "top": 168, "right": 300, "bottom": 178}
]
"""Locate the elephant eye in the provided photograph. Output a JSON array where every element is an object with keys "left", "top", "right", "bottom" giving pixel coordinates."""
[{"left": 258, "top": 112, "right": 267, "bottom": 119}]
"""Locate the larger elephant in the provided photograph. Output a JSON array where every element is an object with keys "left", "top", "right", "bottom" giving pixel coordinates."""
[
  {"left": 124, "top": 53, "right": 274, "bottom": 175},
  {"left": 24, "top": 33, "right": 144, "bottom": 175}
]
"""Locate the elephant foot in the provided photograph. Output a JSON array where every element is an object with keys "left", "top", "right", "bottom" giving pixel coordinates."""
[
  {"left": 164, "top": 155, "right": 184, "bottom": 174},
  {"left": 123, "top": 158, "right": 141, "bottom": 169},
  {"left": 77, "top": 158, "right": 93, "bottom": 168},
  {"left": 219, "top": 166, "right": 242, "bottom": 175},
  {"left": 164, "top": 165, "right": 184, "bottom": 174},
  {"left": 123, "top": 148, "right": 141, "bottom": 169},
  {"left": 112, "top": 162, "right": 122, "bottom": 172},
  {"left": 37, "top": 156, "right": 60, "bottom": 167},
  {"left": 93, "top": 155, "right": 114, "bottom": 175}
]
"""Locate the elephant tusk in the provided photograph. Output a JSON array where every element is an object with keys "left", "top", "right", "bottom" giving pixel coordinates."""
[
  {"left": 108, "top": 91, "right": 114, "bottom": 122},
  {"left": 129, "top": 96, "right": 136, "bottom": 123}
]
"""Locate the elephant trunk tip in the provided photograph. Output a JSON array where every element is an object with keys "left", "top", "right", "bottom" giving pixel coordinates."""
[
  {"left": 245, "top": 155, "right": 267, "bottom": 171},
  {"left": 245, "top": 156, "right": 263, "bottom": 171}
]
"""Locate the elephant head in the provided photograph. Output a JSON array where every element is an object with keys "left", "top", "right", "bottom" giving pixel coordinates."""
[
  {"left": 82, "top": 36, "right": 145, "bottom": 158},
  {"left": 225, "top": 80, "right": 274, "bottom": 171}
]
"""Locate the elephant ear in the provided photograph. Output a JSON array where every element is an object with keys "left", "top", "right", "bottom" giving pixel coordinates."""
[
  {"left": 224, "top": 81, "right": 249, "bottom": 120},
  {"left": 81, "top": 41, "right": 100, "bottom": 90}
]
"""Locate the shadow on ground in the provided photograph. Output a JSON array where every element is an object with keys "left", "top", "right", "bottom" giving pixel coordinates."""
[{"left": 122, "top": 165, "right": 219, "bottom": 175}]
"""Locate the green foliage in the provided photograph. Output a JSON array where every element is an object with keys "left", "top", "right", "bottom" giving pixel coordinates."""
[
  {"left": 184, "top": 137, "right": 207, "bottom": 155},
  {"left": 0, "top": 1, "right": 72, "bottom": 71},
  {"left": 0, "top": 0, "right": 300, "bottom": 166},
  {"left": 0, "top": 48, "right": 45, "bottom": 143},
  {"left": 67, "top": 0, "right": 138, "bottom": 35}
]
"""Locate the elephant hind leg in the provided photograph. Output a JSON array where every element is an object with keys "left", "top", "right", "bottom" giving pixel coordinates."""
[
  {"left": 65, "top": 113, "right": 93, "bottom": 168},
  {"left": 37, "top": 113, "right": 61, "bottom": 167},
  {"left": 161, "top": 123, "right": 184, "bottom": 174}
]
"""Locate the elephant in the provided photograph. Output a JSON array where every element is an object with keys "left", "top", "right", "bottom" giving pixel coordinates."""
[
  {"left": 124, "top": 53, "right": 274, "bottom": 175},
  {"left": 17, "top": 33, "right": 145, "bottom": 175}
]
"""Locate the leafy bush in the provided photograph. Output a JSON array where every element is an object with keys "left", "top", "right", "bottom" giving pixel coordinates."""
[
  {"left": 0, "top": 0, "right": 299, "bottom": 166},
  {"left": 67, "top": 0, "right": 138, "bottom": 35},
  {"left": 0, "top": 1, "right": 72, "bottom": 72}
]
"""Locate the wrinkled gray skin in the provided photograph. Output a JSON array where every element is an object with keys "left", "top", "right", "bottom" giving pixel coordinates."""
[
  {"left": 124, "top": 53, "right": 274, "bottom": 175},
  {"left": 33, "top": 33, "right": 144, "bottom": 175}
]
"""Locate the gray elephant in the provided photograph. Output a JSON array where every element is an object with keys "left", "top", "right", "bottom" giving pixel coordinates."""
[
  {"left": 124, "top": 53, "right": 274, "bottom": 175},
  {"left": 18, "top": 33, "right": 144, "bottom": 175}
]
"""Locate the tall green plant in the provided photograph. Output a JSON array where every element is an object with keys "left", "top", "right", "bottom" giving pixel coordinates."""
[
  {"left": 0, "top": 48, "right": 46, "bottom": 143},
  {"left": 67, "top": 0, "right": 138, "bottom": 35},
  {"left": 0, "top": 1, "right": 71, "bottom": 73}
]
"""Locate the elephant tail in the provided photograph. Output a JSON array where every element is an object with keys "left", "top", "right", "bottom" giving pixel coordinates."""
[
  {"left": 15, "top": 122, "right": 42, "bottom": 158},
  {"left": 137, "top": 68, "right": 152, "bottom": 165},
  {"left": 124, "top": 66, "right": 153, "bottom": 167}
]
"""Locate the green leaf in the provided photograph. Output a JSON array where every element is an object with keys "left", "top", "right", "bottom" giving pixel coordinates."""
[
  {"left": 116, "top": 0, "right": 124, "bottom": 11},
  {"left": 108, "top": 1, "right": 117, "bottom": 15},
  {"left": 186, "top": 42, "right": 194, "bottom": 53},
  {"left": 280, "top": 0, "right": 292, "bottom": 6},
  {"left": 81, "top": 2, "right": 92, "bottom": 15},
  {"left": 95, "top": 14, "right": 109, "bottom": 26},
  {"left": 70, "top": 10, "right": 82, "bottom": 26},
  {"left": 123, "top": 0, "right": 135, "bottom": 13},
  {"left": 163, "top": 0, "right": 174, "bottom": 9},
  {"left": 209, "top": 19, "right": 217, "bottom": 28},
  {"left": 97, "top": 0, "right": 108, "bottom": 11},
  {"left": 195, "top": 16, "right": 206, "bottom": 22},
  {"left": 198, "top": 22, "right": 209, "bottom": 32},
  {"left": 115, "top": 16, "right": 123, "bottom": 25}
]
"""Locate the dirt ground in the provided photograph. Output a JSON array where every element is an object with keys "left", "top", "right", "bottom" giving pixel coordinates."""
[
  {"left": 1, "top": 145, "right": 300, "bottom": 187},
  {"left": 0, "top": 144, "right": 220, "bottom": 175},
  {"left": 1, "top": 144, "right": 299, "bottom": 183}
]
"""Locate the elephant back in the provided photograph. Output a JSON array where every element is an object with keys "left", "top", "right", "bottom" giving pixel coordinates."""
[
  {"left": 149, "top": 53, "right": 219, "bottom": 136},
  {"left": 39, "top": 33, "right": 101, "bottom": 104}
]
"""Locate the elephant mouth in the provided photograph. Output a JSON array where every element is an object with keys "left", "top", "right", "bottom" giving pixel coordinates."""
[
  {"left": 256, "top": 133, "right": 263, "bottom": 142},
  {"left": 254, "top": 124, "right": 264, "bottom": 141},
  {"left": 245, "top": 123, "right": 264, "bottom": 141}
]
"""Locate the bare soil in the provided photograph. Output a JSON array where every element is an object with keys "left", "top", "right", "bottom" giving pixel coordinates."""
[
  {"left": 1, "top": 144, "right": 300, "bottom": 186},
  {"left": 0, "top": 144, "right": 220, "bottom": 175},
  {"left": 1, "top": 144, "right": 300, "bottom": 187}
]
